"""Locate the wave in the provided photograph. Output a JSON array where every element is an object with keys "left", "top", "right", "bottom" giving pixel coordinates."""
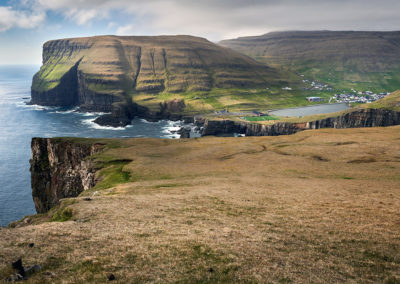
[
  {"left": 78, "top": 111, "right": 110, "bottom": 117},
  {"left": 161, "top": 121, "right": 182, "bottom": 133},
  {"left": 53, "top": 107, "right": 80, "bottom": 114},
  {"left": 81, "top": 118, "right": 133, "bottom": 131},
  {"left": 160, "top": 120, "right": 184, "bottom": 138},
  {"left": 139, "top": 118, "right": 163, "bottom": 125},
  {"left": 16, "top": 102, "right": 59, "bottom": 111}
]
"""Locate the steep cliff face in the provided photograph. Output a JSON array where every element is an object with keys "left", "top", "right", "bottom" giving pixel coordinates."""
[
  {"left": 31, "top": 35, "right": 282, "bottom": 126},
  {"left": 31, "top": 60, "right": 81, "bottom": 106},
  {"left": 306, "top": 108, "right": 400, "bottom": 129},
  {"left": 30, "top": 138, "right": 104, "bottom": 213},
  {"left": 201, "top": 119, "right": 300, "bottom": 136},
  {"left": 201, "top": 109, "right": 400, "bottom": 136}
]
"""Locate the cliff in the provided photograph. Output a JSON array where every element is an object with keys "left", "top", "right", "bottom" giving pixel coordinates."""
[
  {"left": 201, "top": 108, "right": 400, "bottom": 136},
  {"left": 201, "top": 119, "right": 299, "bottom": 136},
  {"left": 30, "top": 138, "right": 104, "bottom": 213},
  {"left": 31, "top": 35, "right": 282, "bottom": 126}
]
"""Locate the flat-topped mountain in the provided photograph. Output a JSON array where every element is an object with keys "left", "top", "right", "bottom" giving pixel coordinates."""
[
  {"left": 31, "top": 35, "right": 283, "bottom": 126},
  {"left": 220, "top": 31, "right": 400, "bottom": 91}
]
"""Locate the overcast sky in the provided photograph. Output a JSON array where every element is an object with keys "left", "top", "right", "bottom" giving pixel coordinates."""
[{"left": 0, "top": 0, "right": 399, "bottom": 64}]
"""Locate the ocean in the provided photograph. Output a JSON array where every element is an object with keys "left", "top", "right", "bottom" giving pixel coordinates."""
[{"left": 0, "top": 65, "right": 195, "bottom": 226}]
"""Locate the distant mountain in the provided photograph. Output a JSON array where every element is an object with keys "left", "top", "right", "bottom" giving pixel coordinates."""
[
  {"left": 220, "top": 31, "right": 400, "bottom": 91},
  {"left": 31, "top": 35, "right": 284, "bottom": 126}
]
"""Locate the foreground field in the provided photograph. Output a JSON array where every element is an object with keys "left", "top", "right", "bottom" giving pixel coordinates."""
[{"left": 1, "top": 127, "right": 400, "bottom": 283}]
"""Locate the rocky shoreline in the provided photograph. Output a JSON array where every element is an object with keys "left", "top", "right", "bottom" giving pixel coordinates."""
[{"left": 197, "top": 108, "right": 400, "bottom": 137}]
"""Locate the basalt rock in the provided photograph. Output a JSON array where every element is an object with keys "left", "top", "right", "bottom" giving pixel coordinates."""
[
  {"left": 30, "top": 138, "right": 104, "bottom": 213},
  {"left": 201, "top": 108, "right": 400, "bottom": 137}
]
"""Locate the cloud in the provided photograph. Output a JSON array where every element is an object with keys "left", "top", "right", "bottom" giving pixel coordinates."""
[
  {"left": 116, "top": 24, "right": 135, "bottom": 36},
  {"left": 2, "top": 0, "right": 400, "bottom": 40},
  {"left": 40, "top": 0, "right": 400, "bottom": 40},
  {"left": 64, "top": 8, "right": 99, "bottom": 26},
  {"left": 0, "top": 6, "right": 45, "bottom": 32}
]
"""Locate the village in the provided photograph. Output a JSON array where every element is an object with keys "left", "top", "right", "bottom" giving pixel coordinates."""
[
  {"left": 300, "top": 75, "right": 390, "bottom": 104},
  {"left": 332, "top": 91, "right": 390, "bottom": 103},
  {"left": 302, "top": 78, "right": 333, "bottom": 91},
  {"left": 306, "top": 90, "right": 390, "bottom": 104}
]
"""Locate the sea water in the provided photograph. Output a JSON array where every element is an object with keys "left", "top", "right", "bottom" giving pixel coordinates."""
[
  {"left": 269, "top": 103, "right": 350, "bottom": 117},
  {"left": 0, "top": 65, "right": 196, "bottom": 226}
]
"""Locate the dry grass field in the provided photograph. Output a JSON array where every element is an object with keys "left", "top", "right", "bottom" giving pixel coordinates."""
[{"left": 1, "top": 126, "right": 400, "bottom": 283}]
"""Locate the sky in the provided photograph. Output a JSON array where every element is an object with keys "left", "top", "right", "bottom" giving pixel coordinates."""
[{"left": 0, "top": 0, "right": 399, "bottom": 64}]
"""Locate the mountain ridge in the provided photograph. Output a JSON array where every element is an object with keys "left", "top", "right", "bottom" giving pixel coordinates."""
[{"left": 220, "top": 30, "right": 400, "bottom": 91}]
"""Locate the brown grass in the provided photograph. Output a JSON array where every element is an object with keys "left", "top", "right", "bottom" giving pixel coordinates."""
[{"left": 1, "top": 126, "right": 400, "bottom": 283}]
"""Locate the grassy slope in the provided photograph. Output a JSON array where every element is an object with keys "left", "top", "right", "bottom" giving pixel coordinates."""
[
  {"left": 1, "top": 127, "right": 400, "bottom": 283},
  {"left": 365, "top": 89, "right": 400, "bottom": 111},
  {"left": 220, "top": 31, "right": 400, "bottom": 92}
]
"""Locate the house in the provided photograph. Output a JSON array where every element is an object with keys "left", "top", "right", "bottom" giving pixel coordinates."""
[
  {"left": 252, "top": 111, "right": 267, "bottom": 116},
  {"left": 307, "top": 97, "right": 322, "bottom": 102}
]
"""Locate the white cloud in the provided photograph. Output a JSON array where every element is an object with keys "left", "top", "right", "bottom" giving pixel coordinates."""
[
  {"left": 0, "top": 6, "right": 45, "bottom": 32},
  {"left": 116, "top": 24, "right": 135, "bottom": 36},
  {"left": 36, "top": 0, "right": 400, "bottom": 40},
  {"left": 65, "top": 8, "right": 99, "bottom": 26},
  {"left": 2, "top": 0, "right": 400, "bottom": 40}
]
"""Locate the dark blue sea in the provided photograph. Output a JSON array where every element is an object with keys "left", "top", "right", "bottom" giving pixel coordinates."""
[{"left": 0, "top": 65, "right": 193, "bottom": 226}]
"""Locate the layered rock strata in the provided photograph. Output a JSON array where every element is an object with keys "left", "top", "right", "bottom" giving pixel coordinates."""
[{"left": 30, "top": 138, "right": 104, "bottom": 213}]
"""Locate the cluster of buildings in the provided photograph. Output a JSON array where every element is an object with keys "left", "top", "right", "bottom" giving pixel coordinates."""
[
  {"left": 306, "top": 97, "right": 324, "bottom": 102},
  {"left": 332, "top": 91, "right": 390, "bottom": 104},
  {"left": 302, "top": 79, "right": 333, "bottom": 91}
]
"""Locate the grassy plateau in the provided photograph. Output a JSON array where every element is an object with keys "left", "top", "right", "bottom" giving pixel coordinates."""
[{"left": 1, "top": 126, "right": 400, "bottom": 283}]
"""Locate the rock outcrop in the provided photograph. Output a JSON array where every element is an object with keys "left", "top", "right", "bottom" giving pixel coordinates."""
[
  {"left": 201, "top": 119, "right": 301, "bottom": 136},
  {"left": 30, "top": 138, "right": 104, "bottom": 213},
  {"left": 201, "top": 108, "right": 400, "bottom": 136},
  {"left": 31, "top": 35, "right": 281, "bottom": 126},
  {"left": 305, "top": 108, "right": 400, "bottom": 129}
]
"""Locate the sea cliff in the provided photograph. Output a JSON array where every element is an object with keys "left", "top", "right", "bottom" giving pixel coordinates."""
[
  {"left": 30, "top": 138, "right": 104, "bottom": 213},
  {"left": 31, "top": 35, "right": 281, "bottom": 126},
  {"left": 200, "top": 108, "right": 400, "bottom": 136}
]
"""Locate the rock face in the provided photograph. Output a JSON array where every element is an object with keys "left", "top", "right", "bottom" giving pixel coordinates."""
[
  {"left": 31, "top": 35, "right": 280, "bottom": 126},
  {"left": 306, "top": 108, "right": 400, "bottom": 129},
  {"left": 201, "top": 109, "right": 400, "bottom": 136},
  {"left": 30, "top": 138, "right": 104, "bottom": 213},
  {"left": 201, "top": 119, "right": 300, "bottom": 136}
]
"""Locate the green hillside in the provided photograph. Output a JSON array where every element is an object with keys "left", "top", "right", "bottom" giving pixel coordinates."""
[
  {"left": 220, "top": 31, "right": 400, "bottom": 92},
  {"left": 365, "top": 89, "right": 400, "bottom": 111}
]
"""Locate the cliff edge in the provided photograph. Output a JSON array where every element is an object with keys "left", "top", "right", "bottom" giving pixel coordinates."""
[
  {"left": 30, "top": 138, "right": 104, "bottom": 213},
  {"left": 201, "top": 108, "right": 400, "bottom": 136}
]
